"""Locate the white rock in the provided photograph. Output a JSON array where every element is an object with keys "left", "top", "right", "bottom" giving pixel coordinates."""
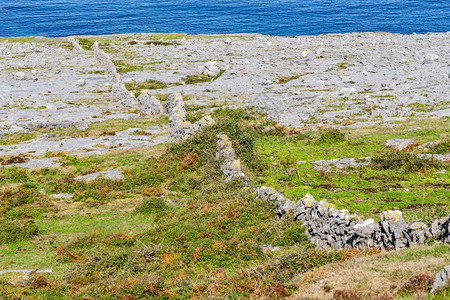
[
  {"left": 76, "top": 79, "right": 86, "bottom": 86},
  {"left": 14, "top": 72, "right": 26, "bottom": 80},
  {"left": 424, "top": 53, "right": 439, "bottom": 63},
  {"left": 301, "top": 49, "right": 310, "bottom": 58}
]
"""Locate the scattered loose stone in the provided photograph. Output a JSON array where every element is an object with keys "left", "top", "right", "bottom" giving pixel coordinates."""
[
  {"left": 75, "top": 170, "right": 124, "bottom": 182},
  {"left": 261, "top": 244, "right": 282, "bottom": 253},
  {"left": 0, "top": 269, "right": 53, "bottom": 276},
  {"left": 14, "top": 72, "right": 26, "bottom": 80},
  {"left": 417, "top": 153, "right": 450, "bottom": 162},
  {"left": 339, "top": 87, "right": 358, "bottom": 95}
]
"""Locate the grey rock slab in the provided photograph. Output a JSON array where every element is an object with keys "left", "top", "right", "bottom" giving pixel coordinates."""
[
  {"left": 49, "top": 193, "right": 74, "bottom": 199},
  {"left": 0, "top": 269, "right": 53, "bottom": 276},
  {"left": 384, "top": 139, "right": 415, "bottom": 151},
  {"left": 1, "top": 157, "right": 62, "bottom": 168},
  {"left": 312, "top": 157, "right": 372, "bottom": 172},
  {"left": 417, "top": 153, "right": 450, "bottom": 162},
  {"left": 0, "top": 132, "right": 169, "bottom": 157},
  {"left": 75, "top": 170, "right": 124, "bottom": 182}
]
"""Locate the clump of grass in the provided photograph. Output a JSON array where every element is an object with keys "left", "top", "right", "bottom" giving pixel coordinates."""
[
  {"left": 145, "top": 40, "right": 180, "bottom": 46},
  {"left": 315, "top": 128, "right": 346, "bottom": 144},
  {"left": 114, "top": 61, "right": 144, "bottom": 74},
  {"left": 180, "top": 70, "right": 225, "bottom": 84},
  {"left": 0, "top": 218, "right": 39, "bottom": 244},
  {"left": 371, "top": 151, "right": 443, "bottom": 172},
  {"left": 77, "top": 38, "right": 95, "bottom": 50},
  {"left": 428, "top": 139, "right": 450, "bottom": 154},
  {"left": 0, "top": 184, "right": 42, "bottom": 216},
  {"left": 134, "top": 197, "right": 169, "bottom": 215},
  {"left": 168, "top": 108, "right": 267, "bottom": 176},
  {"left": 276, "top": 74, "right": 301, "bottom": 84},
  {"left": 125, "top": 79, "right": 167, "bottom": 91}
]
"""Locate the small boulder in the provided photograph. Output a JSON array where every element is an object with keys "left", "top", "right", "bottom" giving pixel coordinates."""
[
  {"left": 14, "top": 72, "right": 26, "bottom": 80},
  {"left": 431, "top": 265, "right": 450, "bottom": 294},
  {"left": 76, "top": 79, "right": 86, "bottom": 86},
  {"left": 424, "top": 53, "right": 439, "bottom": 64},
  {"left": 198, "top": 61, "right": 221, "bottom": 77}
]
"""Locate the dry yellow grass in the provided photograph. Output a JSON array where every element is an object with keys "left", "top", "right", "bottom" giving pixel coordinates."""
[{"left": 290, "top": 246, "right": 449, "bottom": 299}]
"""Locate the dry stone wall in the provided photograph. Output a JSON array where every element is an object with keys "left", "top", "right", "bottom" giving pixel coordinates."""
[
  {"left": 166, "top": 93, "right": 215, "bottom": 142},
  {"left": 67, "top": 36, "right": 83, "bottom": 52},
  {"left": 255, "top": 186, "right": 449, "bottom": 251},
  {"left": 216, "top": 134, "right": 247, "bottom": 180},
  {"left": 92, "top": 41, "right": 137, "bottom": 107}
]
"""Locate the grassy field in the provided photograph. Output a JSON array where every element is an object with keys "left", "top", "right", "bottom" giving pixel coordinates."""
[{"left": 0, "top": 109, "right": 448, "bottom": 299}]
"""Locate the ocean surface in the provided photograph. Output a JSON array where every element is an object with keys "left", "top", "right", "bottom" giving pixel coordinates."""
[{"left": 0, "top": 0, "right": 449, "bottom": 37}]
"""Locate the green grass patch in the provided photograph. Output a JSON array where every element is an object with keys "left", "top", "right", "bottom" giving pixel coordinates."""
[
  {"left": 145, "top": 40, "right": 181, "bottom": 46},
  {"left": 371, "top": 151, "right": 443, "bottom": 172},
  {"left": 125, "top": 79, "right": 168, "bottom": 91},
  {"left": 180, "top": 70, "right": 225, "bottom": 84},
  {"left": 77, "top": 38, "right": 95, "bottom": 50},
  {"left": 0, "top": 219, "right": 39, "bottom": 244},
  {"left": 113, "top": 60, "right": 144, "bottom": 73}
]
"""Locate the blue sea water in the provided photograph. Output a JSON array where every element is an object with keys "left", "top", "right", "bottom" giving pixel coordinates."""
[{"left": 0, "top": 0, "right": 449, "bottom": 37}]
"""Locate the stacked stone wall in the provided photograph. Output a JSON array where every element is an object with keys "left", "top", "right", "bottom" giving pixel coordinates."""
[{"left": 255, "top": 186, "right": 449, "bottom": 250}]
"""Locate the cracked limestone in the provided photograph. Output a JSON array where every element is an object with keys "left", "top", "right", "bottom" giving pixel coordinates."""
[{"left": 216, "top": 134, "right": 246, "bottom": 180}]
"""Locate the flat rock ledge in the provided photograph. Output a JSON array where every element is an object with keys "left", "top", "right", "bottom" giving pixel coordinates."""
[
  {"left": 75, "top": 170, "right": 124, "bottom": 182},
  {"left": 1, "top": 157, "right": 62, "bottom": 169},
  {"left": 49, "top": 193, "right": 74, "bottom": 199}
]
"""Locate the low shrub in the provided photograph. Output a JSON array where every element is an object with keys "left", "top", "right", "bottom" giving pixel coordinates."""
[
  {"left": 125, "top": 79, "right": 167, "bottom": 91},
  {"left": 428, "top": 139, "right": 450, "bottom": 154},
  {"left": 371, "top": 151, "right": 443, "bottom": 172},
  {"left": 315, "top": 128, "right": 346, "bottom": 144},
  {"left": 0, "top": 218, "right": 39, "bottom": 244},
  {"left": 134, "top": 197, "right": 169, "bottom": 215}
]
